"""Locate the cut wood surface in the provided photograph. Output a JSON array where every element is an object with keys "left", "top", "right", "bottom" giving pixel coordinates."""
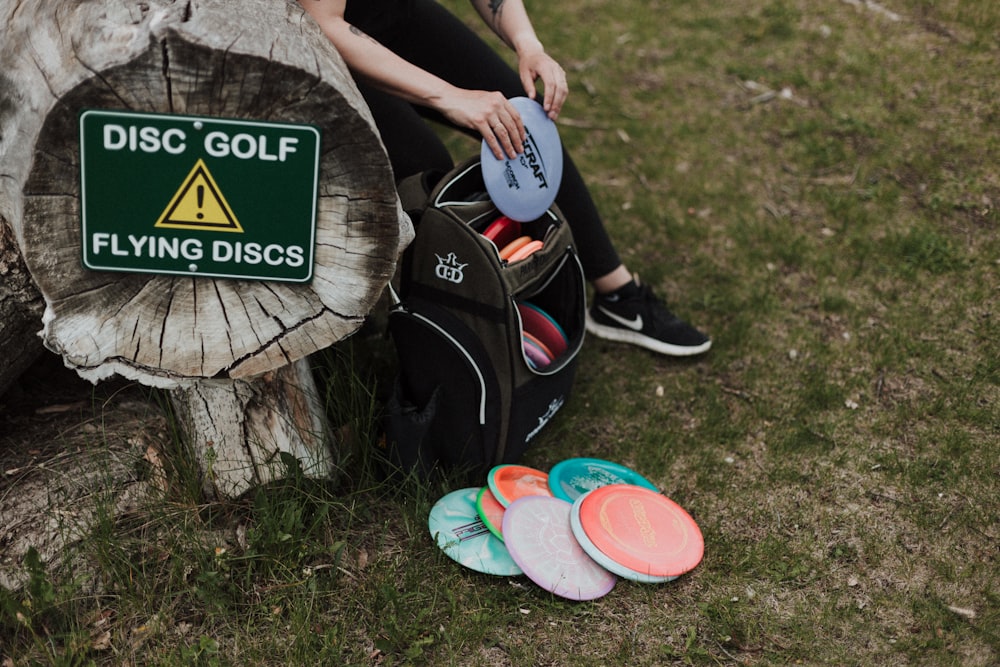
[{"left": 0, "top": 0, "right": 412, "bottom": 387}]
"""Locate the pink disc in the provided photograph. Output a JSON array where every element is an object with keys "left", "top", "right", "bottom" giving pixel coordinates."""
[{"left": 502, "top": 496, "right": 616, "bottom": 601}]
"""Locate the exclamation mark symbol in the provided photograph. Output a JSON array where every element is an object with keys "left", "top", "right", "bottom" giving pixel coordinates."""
[{"left": 196, "top": 185, "right": 205, "bottom": 220}]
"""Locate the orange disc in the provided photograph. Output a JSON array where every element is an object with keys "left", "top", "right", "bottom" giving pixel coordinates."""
[
  {"left": 476, "top": 486, "right": 507, "bottom": 540},
  {"left": 499, "top": 235, "right": 533, "bottom": 260},
  {"left": 518, "top": 302, "right": 568, "bottom": 358},
  {"left": 487, "top": 464, "right": 553, "bottom": 507},
  {"left": 506, "top": 239, "right": 544, "bottom": 262},
  {"left": 522, "top": 331, "right": 555, "bottom": 363}
]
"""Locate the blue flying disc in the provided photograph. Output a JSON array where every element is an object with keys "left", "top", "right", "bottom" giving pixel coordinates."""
[
  {"left": 428, "top": 488, "right": 523, "bottom": 576},
  {"left": 548, "top": 457, "right": 659, "bottom": 503},
  {"left": 481, "top": 97, "right": 563, "bottom": 222}
]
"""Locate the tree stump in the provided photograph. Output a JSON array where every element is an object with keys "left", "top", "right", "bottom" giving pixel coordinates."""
[
  {"left": 0, "top": 0, "right": 413, "bottom": 498},
  {"left": 0, "top": 218, "right": 46, "bottom": 398}
]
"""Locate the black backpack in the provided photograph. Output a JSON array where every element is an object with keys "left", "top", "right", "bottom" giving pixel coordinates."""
[{"left": 382, "top": 157, "right": 586, "bottom": 478}]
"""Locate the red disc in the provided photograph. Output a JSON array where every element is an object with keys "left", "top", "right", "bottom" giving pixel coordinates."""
[
  {"left": 488, "top": 464, "right": 552, "bottom": 507},
  {"left": 482, "top": 215, "right": 522, "bottom": 249},
  {"left": 517, "top": 302, "right": 568, "bottom": 357},
  {"left": 576, "top": 484, "right": 703, "bottom": 578}
]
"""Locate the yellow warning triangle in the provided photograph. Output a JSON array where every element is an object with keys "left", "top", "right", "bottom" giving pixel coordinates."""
[{"left": 155, "top": 159, "right": 243, "bottom": 232}]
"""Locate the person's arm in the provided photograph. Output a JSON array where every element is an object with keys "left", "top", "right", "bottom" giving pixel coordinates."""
[
  {"left": 297, "top": 0, "right": 525, "bottom": 159},
  {"left": 468, "top": 0, "right": 568, "bottom": 119}
]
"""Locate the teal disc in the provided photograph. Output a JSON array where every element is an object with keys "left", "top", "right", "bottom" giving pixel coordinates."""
[
  {"left": 547, "top": 457, "right": 659, "bottom": 502},
  {"left": 428, "top": 488, "right": 523, "bottom": 576}
]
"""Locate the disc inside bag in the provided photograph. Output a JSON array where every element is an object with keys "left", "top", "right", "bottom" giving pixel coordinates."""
[
  {"left": 522, "top": 331, "right": 555, "bottom": 363},
  {"left": 506, "top": 239, "right": 544, "bottom": 263},
  {"left": 482, "top": 215, "right": 522, "bottom": 250},
  {"left": 502, "top": 496, "right": 616, "bottom": 601},
  {"left": 481, "top": 97, "right": 564, "bottom": 222},
  {"left": 499, "top": 235, "right": 533, "bottom": 261},
  {"left": 428, "top": 487, "right": 523, "bottom": 576},
  {"left": 522, "top": 334, "right": 553, "bottom": 370},
  {"left": 517, "top": 302, "right": 568, "bottom": 358}
]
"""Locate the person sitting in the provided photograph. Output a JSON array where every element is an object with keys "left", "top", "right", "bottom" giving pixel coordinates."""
[{"left": 298, "top": 0, "right": 711, "bottom": 356}]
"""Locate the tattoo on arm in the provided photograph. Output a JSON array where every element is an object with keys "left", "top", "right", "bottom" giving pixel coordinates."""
[
  {"left": 488, "top": 0, "right": 505, "bottom": 26},
  {"left": 349, "top": 24, "right": 381, "bottom": 46}
]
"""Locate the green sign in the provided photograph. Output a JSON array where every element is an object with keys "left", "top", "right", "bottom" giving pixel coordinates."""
[{"left": 79, "top": 110, "right": 320, "bottom": 282}]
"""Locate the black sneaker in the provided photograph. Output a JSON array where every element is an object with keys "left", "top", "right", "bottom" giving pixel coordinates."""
[{"left": 586, "top": 279, "right": 711, "bottom": 356}]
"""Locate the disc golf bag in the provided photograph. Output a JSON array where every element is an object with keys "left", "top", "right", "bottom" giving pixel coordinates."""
[{"left": 383, "top": 157, "right": 586, "bottom": 479}]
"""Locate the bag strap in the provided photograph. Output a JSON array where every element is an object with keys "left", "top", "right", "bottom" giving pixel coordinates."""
[
  {"left": 390, "top": 170, "right": 440, "bottom": 306},
  {"left": 396, "top": 171, "right": 432, "bottom": 218}
]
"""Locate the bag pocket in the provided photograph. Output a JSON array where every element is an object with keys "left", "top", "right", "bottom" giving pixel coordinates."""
[
  {"left": 382, "top": 379, "right": 442, "bottom": 479},
  {"left": 504, "top": 249, "right": 585, "bottom": 461},
  {"left": 385, "top": 297, "right": 501, "bottom": 477},
  {"left": 504, "top": 354, "right": 579, "bottom": 463},
  {"left": 433, "top": 159, "right": 560, "bottom": 243}
]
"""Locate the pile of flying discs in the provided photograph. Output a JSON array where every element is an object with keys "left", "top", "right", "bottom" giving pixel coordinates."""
[
  {"left": 427, "top": 458, "right": 704, "bottom": 601},
  {"left": 517, "top": 300, "right": 568, "bottom": 369}
]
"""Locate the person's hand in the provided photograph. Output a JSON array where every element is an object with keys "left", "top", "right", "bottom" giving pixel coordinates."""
[
  {"left": 517, "top": 48, "right": 568, "bottom": 120},
  {"left": 437, "top": 88, "right": 527, "bottom": 161}
]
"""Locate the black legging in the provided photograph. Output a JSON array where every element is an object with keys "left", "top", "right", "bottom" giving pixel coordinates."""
[{"left": 348, "top": 0, "right": 622, "bottom": 281}]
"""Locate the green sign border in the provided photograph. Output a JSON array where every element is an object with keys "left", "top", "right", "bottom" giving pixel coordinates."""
[{"left": 79, "top": 109, "right": 321, "bottom": 283}]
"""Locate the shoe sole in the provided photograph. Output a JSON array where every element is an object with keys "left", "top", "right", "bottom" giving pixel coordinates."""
[{"left": 585, "top": 312, "right": 712, "bottom": 357}]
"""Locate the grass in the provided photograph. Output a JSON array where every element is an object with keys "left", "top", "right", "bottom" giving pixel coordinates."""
[{"left": 2, "top": 0, "right": 999, "bottom": 664}]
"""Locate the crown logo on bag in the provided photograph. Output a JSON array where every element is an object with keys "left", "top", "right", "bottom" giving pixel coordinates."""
[{"left": 434, "top": 252, "right": 468, "bottom": 284}]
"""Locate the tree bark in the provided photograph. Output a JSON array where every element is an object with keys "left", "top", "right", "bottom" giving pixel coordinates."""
[
  {"left": 0, "top": 216, "right": 46, "bottom": 398},
  {"left": 0, "top": 0, "right": 412, "bottom": 496},
  {"left": 170, "top": 357, "right": 335, "bottom": 499}
]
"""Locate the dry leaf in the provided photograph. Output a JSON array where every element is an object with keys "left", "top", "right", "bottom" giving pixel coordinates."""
[
  {"left": 91, "top": 630, "right": 112, "bottom": 651},
  {"left": 946, "top": 605, "right": 976, "bottom": 619}
]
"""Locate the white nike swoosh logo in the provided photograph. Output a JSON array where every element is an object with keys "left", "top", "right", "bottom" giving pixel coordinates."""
[{"left": 597, "top": 306, "right": 644, "bottom": 331}]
